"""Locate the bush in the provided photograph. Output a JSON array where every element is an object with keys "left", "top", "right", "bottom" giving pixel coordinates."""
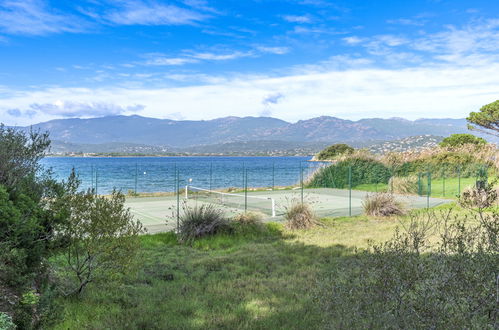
[
  {"left": 388, "top": 175, "right": 418, "bottom": 194},
  {"left": 284, "top": 200, "right": 319, "bottom": 230},
  {"left": 439, "top": 133, "right": 487, "bottom": 147},
  {"left": 315, "top": 144, "right": 354, "bottom": 160},
  {"left": 53, "top": 171, "right": 144, "bottom": 296},
  {"left": 233, "top": 211, "right": 264, "bottom": 227},
  {"left": 459, "top": 183, "right": 498, "bottom": 210},
  {"left": 362, "top": 192, "right": 406, "bottom": 217},
  {"left": 317, "top": 208, "right": 498, "bottom": 328},
  {"left": 178, "top": 204, "right": 231, "bottom": 243},
  {"left": 307, "top": 157, "right": 392, "bottom": 189}
]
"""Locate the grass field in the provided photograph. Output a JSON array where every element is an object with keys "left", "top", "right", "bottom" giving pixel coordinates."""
[{"left": 52, "top": 210, "right": 434, "bottom": 329}]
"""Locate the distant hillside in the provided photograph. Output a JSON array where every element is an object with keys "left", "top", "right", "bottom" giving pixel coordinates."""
[
  {"left": 18, "top": 115, "right": 482, "bottom": 151},
  {"left": 358, "top": 135, "right": 444, "bottom": 154}
]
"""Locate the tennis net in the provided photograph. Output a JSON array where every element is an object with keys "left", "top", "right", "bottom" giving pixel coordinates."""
[{"left": 185, "top": 185, "right": 276, "bottom": 217}]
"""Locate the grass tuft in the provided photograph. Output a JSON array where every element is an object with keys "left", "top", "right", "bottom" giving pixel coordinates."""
[
  {"left": 178, "top": 204, "right": 231, "bottom": 243},
  {"left": 362, "top": 192, "right": 407, "bottom": 217},
  {"left": 284, "top": 200, "right": 320, "bottom": 230}
]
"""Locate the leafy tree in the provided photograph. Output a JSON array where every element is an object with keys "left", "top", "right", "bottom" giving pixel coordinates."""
[
  {"left": 54, "top": 171, "right": 144, "bottom": 295},
  {"left": 0, "top": 124, "right": 62, "bottom": 328},
  {"left": 316, "top": 143, "right": 354, "bottom": 160},
  {"left": 439, "top": 133, "right": 487, "bottom": 147},
  {"left": 467, "top": 100, "right": 499, "bottom": 136}
]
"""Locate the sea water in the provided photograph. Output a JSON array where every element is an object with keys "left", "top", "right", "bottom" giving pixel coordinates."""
[{"left": 41, "top": 156, "right": 323, "bottom": 194}]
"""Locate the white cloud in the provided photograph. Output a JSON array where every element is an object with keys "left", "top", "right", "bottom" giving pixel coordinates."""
[
  {"left": 27, "top": 101, "right": 144, "bottom": 117},
  {"left": 190, "top": 51, "right": 253, "bottom": 60},
  {"left": 343, "top": 36, "right": 363, "bottom": 45},
  {"left": 282, "top": 15, "right": 312, "bottom": 23},
  {"left": 144, "top": 56, "right": 199, "bottom": 66},
  {"left": 105, "top": 1, "right": 207, "bottom": 26},
  {"left": 0, "top": 0, "right": 87, "bottom": 35},
  {"left": 2, "top": 61, "right": 499, "bottom": 125},
  {"left": 387, "top": 18, "right": 425, "bottom": 26},
  {"left": 257, "top": 46, "right": 290, "bottom": 55}
]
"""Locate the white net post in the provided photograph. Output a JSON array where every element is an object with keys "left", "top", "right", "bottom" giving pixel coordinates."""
[{"left": 271, "top": 198, "right": 276, "bottom": 217}]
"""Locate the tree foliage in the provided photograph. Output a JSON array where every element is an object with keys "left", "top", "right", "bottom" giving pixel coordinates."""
[
  {"left": 54, "top": 171, "right": 144, "bottom": 295},
  {"left": 0, "top": 124, "right": 63, "bottom": 328},
  {"left": 439, "top": 133, "right": 486, "bottom": 147},
  {"left": 467, "top": 100, "right": 499, "bottom": 136},
  {"left": 315, "top": 143, "right": 354, "bottom": 160}
]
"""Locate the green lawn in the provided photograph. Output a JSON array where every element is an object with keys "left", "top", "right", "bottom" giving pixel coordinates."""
[{"left": 52, "top": 213, "right": 422, "bottom": 329}]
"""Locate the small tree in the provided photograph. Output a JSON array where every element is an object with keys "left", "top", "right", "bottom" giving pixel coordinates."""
[
  {"left": 316, "top": 143, "right": 354, "bottom": 160},
  {"left": 439, "top": 133, "right": 486, "bottom": 147},
  {"left": 467, "top": 100, "right": 499, "bottom": 136},
  {"left": 55, "top": 172, "right": 144, "bottom": 295}
]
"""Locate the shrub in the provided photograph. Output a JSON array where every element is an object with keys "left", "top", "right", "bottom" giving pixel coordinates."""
[
  {"left": 388, "top": 175, "right": 418, "bottom": 194},
  {"left": 307, "top": 157, "right": 391, "bottom": 189},
  {"left": 178, "top": 204, "right": 231, "bottom": 243},
  {"left": 362, "top": 192, "right": 406, "bottom": 217},
  {"left": 439, "top": 133, "right": 487, "bottom": 147},
  {"left": 315, "top": 144, "right": 354, "bottom": 160},
  {"left": 53, "top": 171, "right": 144, "bottom": 296},
  {"left": 459, "top": 183, "right": 498, "bottom": 210},
  {"left": 317, "top": 208, "right": 498, "bottom": 328},
  {"left": 284, "top": 200, "right": 319, "bottom": 230},
  {"left": 233, "top": 211, "right": 264, "bottom": 227}
]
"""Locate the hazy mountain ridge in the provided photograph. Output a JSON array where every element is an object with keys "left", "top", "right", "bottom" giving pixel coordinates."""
[{"left": 20, "top": 115, "right": 477, "bottom": 150}]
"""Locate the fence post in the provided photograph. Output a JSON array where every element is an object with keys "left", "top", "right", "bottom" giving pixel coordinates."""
[
  {"left": 300, "top": 162, "right": 304, "bottom": 204},
  {"left": 390, "top": 165, "right": 394, "bottom": 193},
  {"left": 348, "top": 166, "right": 352, "bottom": 217},
  {"left": 442, "top": 165, "right": 445, "bottom": 197},
  {"left": 427, "top": 171, "right": 431, "bottom": 209},
  {"left": 91, "top": 165, "right": 94, "bottom": 191},
  {"left": 244, "top": 170, "right": 248, "bottom": 212},
  {"left": 95, "top": 168, "right": 98, "bottom": 195},
  {"left": 174, "top": 162, "right": 177, "bottom": 192},
  {"left": 242, "top": 162, "right": 245, "bottom": 190},
  {"left": 458, "top": 165, "right": 461, "bottom": 196},
  {"left": 176, "top": 169, "right": 180, "bottom": 233},
  {"left": 209, "top": 162, "right": 213, "bottom": 191},
  {"left": 418, "top": 172, "right": 422, "bottom": 196},
  {"left": 272, "top": 162, "right": 275, "bottom": 190},
  {"left": 135, "top": 163, "right": 138, "bottom": 194}
]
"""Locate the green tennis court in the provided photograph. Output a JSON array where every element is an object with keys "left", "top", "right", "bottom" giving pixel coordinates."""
[{"left": 125, "top": 188, "right": 451, "bottom": 233}]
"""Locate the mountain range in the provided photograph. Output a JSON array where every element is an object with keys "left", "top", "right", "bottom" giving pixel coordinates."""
[{"left": 14, "top": 115, "right": 485, "bottom": 155}]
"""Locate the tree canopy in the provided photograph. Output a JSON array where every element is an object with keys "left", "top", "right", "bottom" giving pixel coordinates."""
[
  {"left": 439, "top": 134, "right": 487, "bottom": 148},
  {"left": 467, "top": 100, "right": 499, "bottom": 136},
  {"left": 316, "top": 143, "right": 354, "bottom": 160}
]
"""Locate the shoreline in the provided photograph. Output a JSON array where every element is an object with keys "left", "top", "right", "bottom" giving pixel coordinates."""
[{"left": 45, "top": 154, "right": 316, "bottom": 158}]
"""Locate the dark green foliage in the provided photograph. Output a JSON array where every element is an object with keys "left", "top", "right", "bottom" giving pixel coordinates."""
[
  {"left": 439, "top": 133, "right": 487, "bottom": 147},
  {"left": 467, "top": 99, "right": 499, "bottom": 136},
  {"left": 317, "top": 208, "right": 499, "bottom": 328},
  {"left": 178, "top": 204, "right": 232, "bottom": 243},
  {"left": 308, "top": 158, "right": 391, "bottom": 188},
  {"left": 315, "top": 143, "right": 354, "bottom": 160},
  {"left": 0, "top": 125, "right": 63, "bottom": 328}
]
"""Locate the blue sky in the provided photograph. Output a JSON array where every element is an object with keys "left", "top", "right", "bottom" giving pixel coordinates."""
[{"left": 1, "top": 0, "right": 499, "bottom": 125}]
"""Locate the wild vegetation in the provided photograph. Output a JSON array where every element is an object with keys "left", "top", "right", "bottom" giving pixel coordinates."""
[
  {"left": 0, "top": 125, "right": 144, "bottom": 328},
  {"left": 2, "top": 101, "right": 499, "bottom": 328}
]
